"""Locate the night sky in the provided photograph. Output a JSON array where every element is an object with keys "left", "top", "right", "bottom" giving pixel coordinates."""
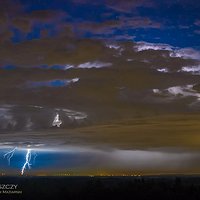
[{"left": 0, "top": 0, "right": 200, "bottom": 176}]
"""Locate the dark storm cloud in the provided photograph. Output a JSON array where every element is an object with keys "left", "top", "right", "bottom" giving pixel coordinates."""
[
  {"left": 0, "top": 0, "right": 22, "bottom": 14},
  {"left": 0, "top": 30, "right": 13, "bottom": 44},
  {"left": 0, "top": 0, "right": 199, "bottom": 46},
  {"left": 0, "top": 13, "right": 7, "bottom": 27},
  {"left": 104, "top": 0, "right": 154, "bottom": 13},
  {"left": 72, "top": 0, "right": 154, "bottom": 12},
  {"left": 0, "top": 0, "right": 69, "bottom": 43},
  {"left": 0, "top": 1, "right": 163, "bottom": 66},
  {"left": 0, "top": 36, "right": 109, "bottom": 67},
  {"left": 118, "top": 16, "right": 161, "bottom": 28},
  {"left": 0, "top": 0, "right": 159, "bottom": 39},
  {"left": 11, "top": 10, "right": 68, "bottom": 32},
  {"left": 0, "top": 0, "right": 23, "bottom": 29},
  {"left": 77, "top": 16, "right": 161, "bottom": 36},
  {"left": 0, "top": 0, "right": 23, "bottom": 43},
  {"left": 0, "top": 2, "right": 161, "bottom": 43}
]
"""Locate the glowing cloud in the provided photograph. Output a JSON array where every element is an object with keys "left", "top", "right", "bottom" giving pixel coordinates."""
[
  {"left": 153, "top": 84, "right": 200, "bottom": 100},
  {"left": 179, "top": 65, "right": 200, "bottom": 75},
  {"left": 52, "top": 113, "right": 62, "bottom": 127}
]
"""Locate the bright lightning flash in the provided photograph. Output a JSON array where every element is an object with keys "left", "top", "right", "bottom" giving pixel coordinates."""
[
  {"left": 3, "top": 147, "right": 36, "bottom": 175},
  {"left": 3, "top": 147, "right": 17, "bottom": 165},
  {"left": 21, "top": 149, "right": 32, "bottom": 175},
  {"left": 52, "top": 113, "right": 62, "bottom": 127}
]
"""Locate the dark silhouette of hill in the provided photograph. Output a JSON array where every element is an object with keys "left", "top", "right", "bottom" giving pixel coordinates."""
[{"left": 1, "top": 176, "right": 200, "bottom": 200}]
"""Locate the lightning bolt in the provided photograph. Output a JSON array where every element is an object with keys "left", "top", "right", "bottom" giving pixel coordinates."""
[
  {"left": 21, "top": 149, "right": 32, "bottom": 175},
  {"left": 3, "top": 146, "right": 37, "bottom": 175},
  {"left": 3, "top": 147, "right": 17, "bottom": 165},
  {"left": 33, "top": 152, "right": 37, "bottom": 164}
]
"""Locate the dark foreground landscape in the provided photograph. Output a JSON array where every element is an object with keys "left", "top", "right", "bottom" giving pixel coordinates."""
[{"left": 1, "top": 176, "right": 200, "bottom": 200}]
